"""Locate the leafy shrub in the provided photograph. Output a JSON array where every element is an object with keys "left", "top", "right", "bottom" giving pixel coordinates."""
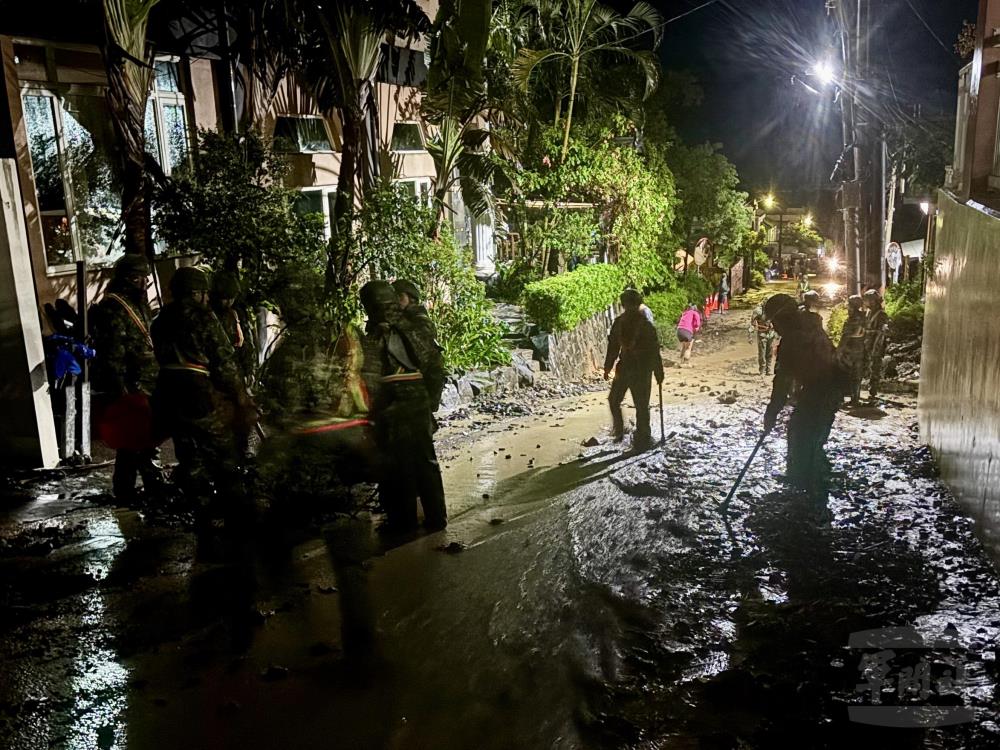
[
  {"left": 750, "top": 269, "right": 765, "bottom": 288},
  {"left": 358, "top": 187, "right": 509, "bottom": 371},
  {"left": 645, "top": 289, "right": 688, "bottom": 350},
  {"left": 523, "top": 263, "right": 625, "bottom": 331},
  {"left": 826, "top": 303, "right": 847, "bottom": 345},
  {"left": 678, "top": 273, "right": 713, "bottom": 306},
  {"left": 884, "top": 280, "right": 924, "bottom": 339},
  {"left": 488, "top": 258, "right": 540, "bottom": 303}
]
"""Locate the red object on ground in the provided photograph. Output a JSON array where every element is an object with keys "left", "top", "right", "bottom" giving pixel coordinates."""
[{"left": 95, "top": 393, "right": 162, "bottom": 450}]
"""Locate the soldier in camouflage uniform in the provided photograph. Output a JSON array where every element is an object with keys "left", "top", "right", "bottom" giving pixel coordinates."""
[
  {"left": 863, "top": 289, "right": 890, "bottom": 402},
  {"left": 151, "top": 267, "right": 255, "bottom": 513},
  {"left": 362, "top": 280, "right": 447, "bottom": 532},
  {"left": 748, "top": 303, "right": 777, "bottom": 375},
  {"left": 837, "top": 295, "right": 866, "bottom": 406},
  {"left": 763, "top": 294, "right": 846, "bottom": 494},
  {"left": 90, "top": 254, "right": 163, "bottom": 502},
  {"left": 392, "top": 279, "right": 446, "bottom": 412}
]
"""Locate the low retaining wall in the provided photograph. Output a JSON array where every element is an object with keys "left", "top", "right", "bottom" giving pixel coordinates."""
[{"left": 534, "top": 305, "right": 618, "bottom": 381}]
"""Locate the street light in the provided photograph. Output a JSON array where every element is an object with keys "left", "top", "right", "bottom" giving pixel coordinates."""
[
  {"left": 812, "top": 60, "right": 837, "bottom": 86},
  {"left": 803, "top": 213, "right": 814, "bottom": 228},
  {"left": 762, "top": 193, "right": 776, "bottom": 211}
]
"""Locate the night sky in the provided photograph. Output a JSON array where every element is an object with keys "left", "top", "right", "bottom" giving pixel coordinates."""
[{"left": 644, "top": 0, "right": 978, "bottom": 203}]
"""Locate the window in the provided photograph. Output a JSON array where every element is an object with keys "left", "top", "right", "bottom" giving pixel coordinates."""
[
  {"left": 274, "top": 116, "right": 335, "bottom": 153},
  {"left": 395, "top": 177, "right": 432, "bottom": 207},
  {"left": 293, "top": 187, "right": 337, "bottom": 239},
  {"left": 376, "top": 44, "right": 428, "bottom": 86},
  {"left": 23, "top": 91, "right": 123, "bottom": 268},
  {"left": 390, "top": 122, "right": 425, "bottom": 152},
  {"left": 146, "top": 59, "right": 190, "bottom": 175}
]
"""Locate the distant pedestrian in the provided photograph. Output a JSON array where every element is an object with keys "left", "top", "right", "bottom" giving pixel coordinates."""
[
  {"left": 604, "top": 289, "right": 664, "bottom": 451},
  {"left": 862, "top": 289, "right": 890, "bottom": 402},
  {"left": 748, "top": 302, "right": 777, "bottom": 376},
  {"left": 676, "top": 304, "right": 702, "bottom": 367},
  {"left": 837, "top": 295, "right": 866, "bottom": 406},
  {"left": 717, "top": 273, "right": 730, "bottom": 314},
  {"left": 797, "top": 271, "right": 811, "bottom": 303}
]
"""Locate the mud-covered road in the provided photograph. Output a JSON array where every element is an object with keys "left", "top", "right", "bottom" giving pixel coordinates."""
[{"left": 2, "top": 291, "right": 999, "bottom": 749}]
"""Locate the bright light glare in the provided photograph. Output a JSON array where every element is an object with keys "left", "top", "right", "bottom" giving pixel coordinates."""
[
  {"left": 826, "top": 257, "right": 840, "bottom": 274},
  {"left": 813, "top": 60, "right": 836, "bottom": 85},
  {"left": 822, "top": 281, "right": 844, "bottom": 299},
  {"left": 762, "top": 193, "right": 776, "bottom": 210},
  {"left": 920, "top": 201, "right": 931, "bottom": 215},
  {"left": 803, "top": 213, "right": 813, "bottom": 228}
]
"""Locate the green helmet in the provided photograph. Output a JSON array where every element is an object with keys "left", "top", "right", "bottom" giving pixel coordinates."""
[
  {"left": 360, "top": 280, "right": 398, "bottom": 322},
  {"left": 848, "top": 294, "right": 863, "bottom": 310},
  {"left": 763, "top": 293, "right": 798, "bottom": 322},
  {"left": 170, "top": 266, "right": 210, "bottom": 298},
  {"left": 392, "top": 279, "right": 421, "bottom": 303},
  {"left": 113, "top": 254, "right": 150, "bottom": 279}
]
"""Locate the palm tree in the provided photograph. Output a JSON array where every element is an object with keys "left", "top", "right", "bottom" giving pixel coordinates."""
[
  {"left": 101, "top": 0, "right": 161, "bottom": 256},
  {"left": 513, "top": 0, "right": 663, "bottom": 161}
]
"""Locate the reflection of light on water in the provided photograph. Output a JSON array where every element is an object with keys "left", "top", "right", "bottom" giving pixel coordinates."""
[
  {"left": 63, "top": 512, "right": 129, "bottom": 750},
  {"left": 822, "top": 282, "right": 844, "bottom": 299}
]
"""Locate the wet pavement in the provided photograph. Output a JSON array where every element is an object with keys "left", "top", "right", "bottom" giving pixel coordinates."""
[{"left": 2, "top": 299, "right": 999, "bottom": 748}]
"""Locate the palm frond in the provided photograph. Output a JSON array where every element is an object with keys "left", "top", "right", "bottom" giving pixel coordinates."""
[{"left": 512, "top": 47, "right": 567, "bottom": 92}]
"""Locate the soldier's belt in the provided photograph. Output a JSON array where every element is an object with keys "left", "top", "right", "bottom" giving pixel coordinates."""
[
  {"left": 381, "top": 372, "right": 423, "bottom": 383},
  {"left": 162, "top": 363, "right": 210, "bottom": 376},
  {"left": 293, "top": 417, "right": 373, "bottom": 436}
]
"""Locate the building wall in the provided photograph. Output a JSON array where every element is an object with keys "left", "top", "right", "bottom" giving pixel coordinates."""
[{"left": 919, "top": 189, "right": 1000, "bottom": 558}]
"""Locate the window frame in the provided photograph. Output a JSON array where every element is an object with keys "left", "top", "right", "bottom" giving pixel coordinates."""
[
  {"left": 148, "top": 55, "right": 191, "bottom": 176},
  {"left": 394, "top": 177, "right": 433, "bottom": 208},
  {"left": 273, "top": 114, "right": 337, "bottom": 154},
  {"left": 390, "top": 121, "right": 427, "bottom": 153},
  {"left": 295, "top": 186, "right": 338, "bottom": 239}
]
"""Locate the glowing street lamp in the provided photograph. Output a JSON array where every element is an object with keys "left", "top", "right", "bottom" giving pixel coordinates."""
[
  {"left": 803, "top": 213, "right": 814, "bottom": 228},
  {"left": 762, "top": 193, "right": 776, "bottom": 211},
  {"left": 812, "top": 60, "right": 837, "bottom": 86}
]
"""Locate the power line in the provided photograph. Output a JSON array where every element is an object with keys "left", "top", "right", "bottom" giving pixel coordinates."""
[{"left": 901, "top": 0, "right": 958, "bottom": 60}]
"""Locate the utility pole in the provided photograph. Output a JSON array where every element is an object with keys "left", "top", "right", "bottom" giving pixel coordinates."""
[{"left": 831, "top": 0, "right": 866, "bottom": 295}]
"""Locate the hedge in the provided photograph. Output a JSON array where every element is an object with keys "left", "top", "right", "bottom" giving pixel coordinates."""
[{"left": 523, "top": 263, "right": 625, "bottom": 331}]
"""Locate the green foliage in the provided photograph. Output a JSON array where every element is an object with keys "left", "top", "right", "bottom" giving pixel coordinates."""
[
  {"left": 359, "top": 185, "right": 509, "bottom": 371},
  {"left": 489, "top": 258, "right": 541, "bottom": 303},
  {"left": 515, "top": 124, "right": 673, "bottom": 287},
  {"left": 885, "top": 279, "right": 924, "bottom": 338},
  {"left": 780, "top": 220, "right": 823, "bottom": 254},
  {"left": 645, "top": 289, "right": 686, "bottom": 350},
  {"left": 750, "top": 269, "right": 765, "bottom": 288},
  {"left": 678, "top": 272, "right": 713, "bottom": 306},
  {"left": 826, "top": 303, "right": 847, "bottom": 346},
  {"left": 523, "top": 263, "right": 625, "bottom": 331},
  {"left": 153, "top": 129, "right": 328, "bottom": 313}
]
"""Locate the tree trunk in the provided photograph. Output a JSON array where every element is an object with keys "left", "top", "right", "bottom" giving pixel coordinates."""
[
  {"left": 329, "top": 104, "right": 361, "bottom": 292},
  {"left": 106, "top": 61, "right": 149, "bottom": 257},
  {"left": 560, "top": 57, "right": 580, "bottom": 161}
]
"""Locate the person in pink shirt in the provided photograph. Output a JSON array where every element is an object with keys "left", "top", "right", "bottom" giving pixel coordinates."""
[{"left": 676, "top": 304, "right": 702, "bottom": 366}]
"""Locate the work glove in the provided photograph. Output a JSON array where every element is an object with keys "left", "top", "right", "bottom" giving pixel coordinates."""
[{"left": 603, "top": 369, "right": 611, "bottom": 381}]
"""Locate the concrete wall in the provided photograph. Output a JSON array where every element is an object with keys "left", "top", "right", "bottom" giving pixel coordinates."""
[
  {"left": 543, "top": 306, "right": 618, "bottom": 381},
  {"left": 919, "top": 190, "right": 1000, "bottom": 556}
]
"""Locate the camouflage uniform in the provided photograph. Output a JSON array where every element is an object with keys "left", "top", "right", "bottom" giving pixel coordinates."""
[
  {"left": 748, "top": 304, "right": 777, "bottom": 375},
  {"left": 864, "top": 300, "right": 890, "bottom": 399},
  {"left": 151, "top": 268, "right": 252, "bottom": 504},
  {"left": 604, "top": 294, "right": 664, "bottom": 448},
  {"left": 392, "top": 280, "right": 446, "bottom": 411},
  {"left": 89, "top": 257, "right": 162, "bottom": 501},
  {"left": 363, "top": 281, "right": 446, "bottom": 532},
  {"left": 764, "top": 294, "right": 845, "bottom": 493},
  {"left": 837, "top": 298, "right": 866, "bottom": 405}
]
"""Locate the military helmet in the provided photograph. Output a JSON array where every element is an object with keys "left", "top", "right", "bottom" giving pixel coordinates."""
[
  {"left": 211, "top": 270, "right": 241, "bottom": 300},
  {"left": 620, "top": 288, "right": 643, "bottom": 307},
  {"left": 763, "top": 293, "right": 799, "bottom": 322},
  {"left": 170, "top": 266, "right": 210, "bottom": 297},
  {"left": 847, "top": 294, "right": 863, "bottom": 310},
  {"left": 863, "top": 289, "right": 882, "bottom": 304},
  {"left": 113, "top": 253, "right": 150, "bottom": 279},
  {"left": 360, "top": 280, "right": 398, "bottom": 319},
  {"left": 392, "top": 279, "right": 421, "bottom": 303}
]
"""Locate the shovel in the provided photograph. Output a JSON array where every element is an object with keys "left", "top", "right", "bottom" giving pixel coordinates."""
[
  {"left": 658, "top": 381, "right": 665, "bottom": 446},
  {"left": 721, "top": 431, "right": 768, "bottom": 509}
]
